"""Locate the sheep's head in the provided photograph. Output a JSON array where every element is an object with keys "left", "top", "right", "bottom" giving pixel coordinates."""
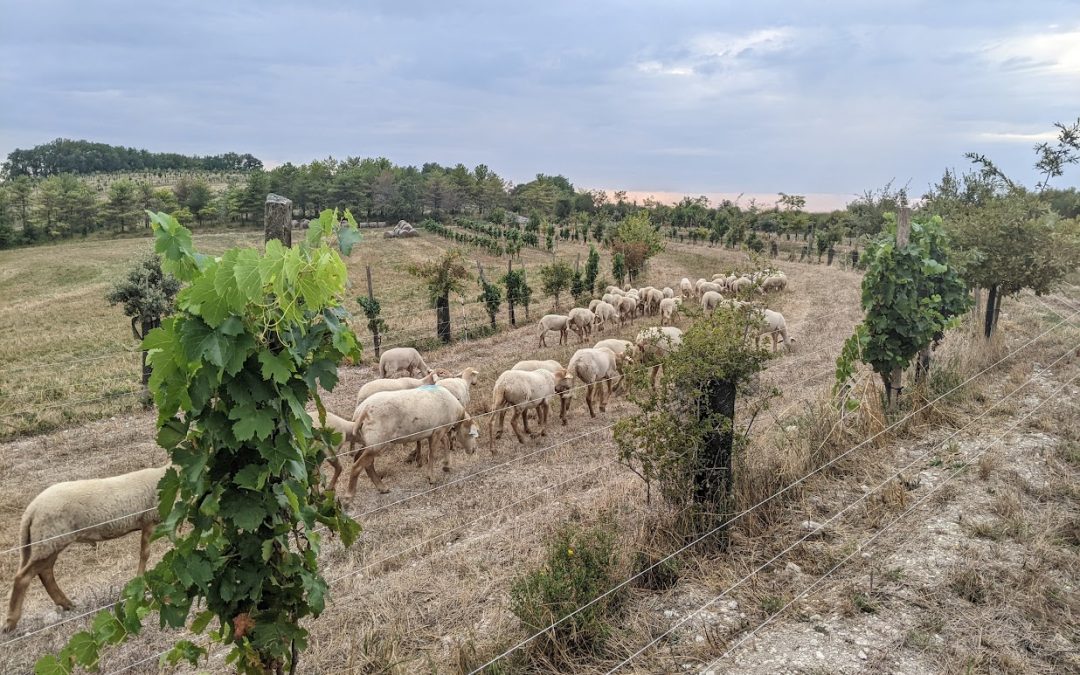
[
  {"left": 422, "top": 370, "right": 440, "bottom": 385},
  {"left": 457, "top": 416, "right": 480, "bottom": 455},
  {"left": 459, "top": 367, "right": 480, "bottom": 386},
  {"left": 554, "top": 369, "right": 574, "bottom": 395}
]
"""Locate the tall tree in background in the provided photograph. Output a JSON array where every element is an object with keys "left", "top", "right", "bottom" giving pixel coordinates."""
[
  {"left": 539, "top": 260, "right": 574, "bottom": 310},
  {"left": 408, "top": 249, "right": 471, "bottom": 343},
  {"left": 106, "top": 179, "right": 139, "bottom": 232}
]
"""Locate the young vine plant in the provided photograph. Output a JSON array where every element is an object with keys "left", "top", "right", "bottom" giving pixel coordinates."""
[
  {"left": 834, "top": 214, "right": 971, "bottom": 399},
  {"left": 38, "top": 209, "right": 364, "bottom": 675}
]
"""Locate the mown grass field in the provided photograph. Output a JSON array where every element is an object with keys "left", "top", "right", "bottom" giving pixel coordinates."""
[{"left": 0, "top": 225, "right": 773, "bottom": 439}]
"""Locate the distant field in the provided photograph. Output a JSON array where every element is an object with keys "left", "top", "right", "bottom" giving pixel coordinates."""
[{"left": 1, "top": 224, "right": 749, "bottom": 439}]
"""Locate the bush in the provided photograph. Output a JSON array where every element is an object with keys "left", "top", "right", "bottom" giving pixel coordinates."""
[{"left": 509, "top": 519, "right": 625, "bottom": 662}]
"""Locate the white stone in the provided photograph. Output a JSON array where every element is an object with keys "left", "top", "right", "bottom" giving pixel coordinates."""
[{"left": 858, "top": 650, "right": 867, "bottom": 660}]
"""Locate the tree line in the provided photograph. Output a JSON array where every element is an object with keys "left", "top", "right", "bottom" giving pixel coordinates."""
[{"left": 1, "top": 138, "right": 262, "bottom": 178}]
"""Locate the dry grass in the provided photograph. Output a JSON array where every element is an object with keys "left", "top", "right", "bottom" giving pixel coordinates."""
[{"left": 1, "top": 227, "right": 1077, "bottom": 674}]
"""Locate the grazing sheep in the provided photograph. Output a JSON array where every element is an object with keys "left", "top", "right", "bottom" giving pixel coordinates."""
[
  {"left": 635, "top": 326, "right": 684, "bottom": 389},
  {"left": 701, "top": 290, "right": 725, "bottom": 312},
  {"left": 568, "top": 307, "right": 597, "bottom": 343},
  {"left": 348, "top": 387, "right": 478, "bottom": 495},
  {"left": 355, "top": 370, "right": 438, "bottom": 408},
  {"left": 538, "top": 314, "right": 570, "bottom": 347},
  {"left": 697, "top": 281, "right": 723, "bottom": 297},
  {"left": 592, "top": 301, "right": 619, "bottom": 333},
  {"left": 618, "top": 296, "right": 638, "bottom": 326},
  {"left": 436, "top": 367, "right": 480, "bottom": 407},
  {"left": 605, "top": 285, "right": 624, "bottom": 295},
  {"left": 756, "top": 309, "right": 795, "bottom": 352},
  {"left": 662, "top": 287, "right": 675, "bottom": 299},
  {"left": 679, "top": 277, "right": 694, "bottom": 299},
  {"left": 644, "top": 288, "right": 665, "bottom": 316},
  {"left": 567, "top": 347, "right": 620, "bottom": 417},
  {"left": 490, "top": 368, "right": 573, "bottom": 446},
  {"left": 660, "top": 297, "right": 682, "bottom": 325},
  {"left": 731, "top": 276, "right": 754, "bottom": 295},
  {"left": 306, "top": 408, "right": 357, "bottom": 489},
  {"left": 4, "top": 466, "right": 169, "bottom": 632},
  {"left": 378, "top": 347, "right": 433, "bottom": 379},
  {"left": 512, "top": 359, "right": 572, "bottom": 424},
  {"left": 761, "top": 274, "right": 787, "bottom": 293},
  {"left": 601, "top": 292, "right": 620, "bottom": 307},
  {"left": 588, "top": 298, "right": 602, "bottom": 312}
]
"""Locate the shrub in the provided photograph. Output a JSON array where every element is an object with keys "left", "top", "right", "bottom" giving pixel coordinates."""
[{"left": 509, "top": 519, "right": 625, "bottom": 662}]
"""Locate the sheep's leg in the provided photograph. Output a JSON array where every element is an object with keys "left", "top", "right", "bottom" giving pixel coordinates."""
[
  {"left": 538, "top": 332, "right": 546, "bottom": 348},
  {"left": 521, "top": 407, "right": 535, "bottom": 437},
  {"left": 425, "top": 434, "right": 440, "bottom": 485},
  {"left": 600, "top": 379, "right": 611, "bottom": 412},
  {"left": 4, "top": 559, "right": 43, "bottom": 632},
  {"left": 326, "top": 450, "right": 343, "bottom": 490},
  {"left": 537, "top": 401, "right": 549, "bottom": 436},
  {"left": 560, "top": 395, "right": 569, "bottom": 425},
  {"left": 494, "top": 407, "right": 506, "bottom": 439},
  {"left": 39, "top": 553, "right": 73, "bottom": 611},
  {"left": 650, "top": 365, "right": 661, "bottom": 390},
  {"left": 137, "top": 525, "right": 153, "bottom": 575},
  {"left": 358, "top": 450, "right": 390, "bottom": 494},
  {"left": 585, "top": 383, "right": 596, "bottom": 417},
  {"left": 509, "top": 409, "right": 526, "bottom": 444}
]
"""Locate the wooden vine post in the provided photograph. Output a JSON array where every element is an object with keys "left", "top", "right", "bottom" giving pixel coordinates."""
[
  {"left": 887, "top": 206, "right": 911, "bottom": 407},
  {"left": 264, "top": 193, "right": 292, "bottom": 246},
  {"left": 366, "top": 265, "right": 382, "bottom": 358}
]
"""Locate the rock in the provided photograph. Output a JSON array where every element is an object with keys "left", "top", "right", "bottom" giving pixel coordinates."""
[
  {"left": 663, "top": 610, "right": 676, "bottom": 618},
  {"left": 801, "top": 520, "right": 826, "bottom": 537},
  {"left": 785, "top": 562, "right": 803, "bottom": 575},
  {"left": 816, "top": 650, "right": 825, "bottom": 660},
  {"left": 695, "top": 635, "right": 705, "bottom": 643},
  {"left": 858, "top": 650, "right": 867, "bottom": 660}
]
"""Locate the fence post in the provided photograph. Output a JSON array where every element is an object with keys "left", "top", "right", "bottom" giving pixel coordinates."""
[
  {"left": 365, "top": 265, "right": 382, "bottom": 359},
  {"left": 264, "top": 193, "right": 292, "bottom": 246},
  {"left": 523, "top": 268, "right": 531, "bottom": 321},
  {"left": 461, "top": 300, "right": 470, "bottom": 343},
  {"left": 888, "top": 206, "right": 911, "bottom": 407},
  {"left": 695, "top": 377, "right": 737, "bottom": 531}
]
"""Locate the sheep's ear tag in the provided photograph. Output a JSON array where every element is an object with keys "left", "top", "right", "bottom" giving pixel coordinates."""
[{"left": 469, "top": 426, "right": 480, "bottom": 438}]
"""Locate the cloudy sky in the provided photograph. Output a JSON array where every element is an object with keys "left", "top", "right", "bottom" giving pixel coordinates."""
[{"left": 1, "top": 0, "right": 1078, "bottom": 209}]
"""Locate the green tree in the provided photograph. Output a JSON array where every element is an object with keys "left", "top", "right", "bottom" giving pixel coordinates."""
[
  {"left": 611, "top": 211, "right": 664, "bottom": 280},
  {"left": 175, "top": 178, "right": 214, "bottom": 226},
  {"left": 407, "top": 249, "right": 471, "bottom": 343},
  {"left": 106, "top": 179, "right": 139, "bottom": 232},
  {"left": 478, "top": 277, "right": 503, "bottom": 331},
  {"left": 583, "top": 245, "right": 600, "bottom": 294},
  {"left": 835, "top": 215, "right": 971, "bottom": 404},
  {"left": 43, "top": 209, "right": 361, "bottom": 674},
  {"left": 611, "top": 251, "right": 626, "bottom": 286},
  {"left": 539, "top": 259, "right": 575, "bottom": 310},
  {"left": 501, "top": 268, "right": 532, "bottom": 325},
  {"left": 105, "top": 252, "right": 182, "bottom": 385}
]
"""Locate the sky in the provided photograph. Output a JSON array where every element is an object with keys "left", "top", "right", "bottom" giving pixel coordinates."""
[{"left": 1, "top": 0, "right": 1078, "bottom": 211}]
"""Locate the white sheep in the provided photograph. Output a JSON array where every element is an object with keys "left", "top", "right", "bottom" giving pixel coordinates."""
[
  {"left": 618, "top": 296, "right": 638, "bottom": 326},
  {"left": 567, "top": 307, "right": 597, "bottom": 343},
  {"left": 592, "top": 301, "right": 619, "bottom": 333},
  {"left": 355, "top": 370, "right": 438, "bottom": 408},
  {"left": 348, "top": 387, "right": 478, "bottom": 495},
  {"left": 660, "top": 297, "right": 682, "bottom": 325},
  {"left": 513, "top": 360, "right": 572, "bottom": 424},
  {"left": 756, "top": 309, "right": 795, "bottom": 352},
  {"left": 4, "top": 466, "right": 168, "bottom": 632},
  {"left": 644, "top": 288, "right": 665, "bottom": 316},
  {"left": 662, "top": 287, "right": 675, "bottom": 299},
  {"left": 601, "top": 292, "right": 621, "bottom": 307},
  {"left": 761, "top": 274, "right": 787, "bottom": 293},
  {"left": 490, "top": 368, "right": 573, "bottom": 446},
  {"left": 306, "top": 408, "right": 358, "bottom": 489},
  {"left": 635, "top": 326, "right": 684, "bottom": 389},
  {"left": 594, "top": 338, "right": 636, "bottom": 392},
  {"left": 588, "top": 298, "right": 602, "bottom": 312},
  {"left": 679, "top": 277, "right": 694, "bottom": 299},
  {"left": 537, "top": 314, "right": 570, "bottom": 347},
  {"left": 697, "top": 281, "right": 723, "bottom": 297},
  {"left": 701, "top": 290, "right": 725, "bottom": 312},
  {"left": 567, "top": 347, "right": 621, "bottom": 417},
  {"left": 378, "top": 347, "right": 433, "bottom": 379}
]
